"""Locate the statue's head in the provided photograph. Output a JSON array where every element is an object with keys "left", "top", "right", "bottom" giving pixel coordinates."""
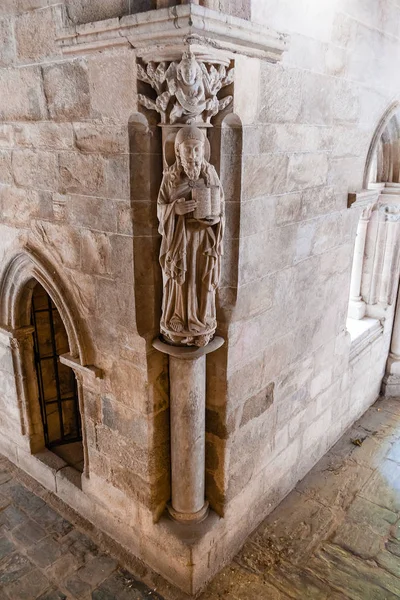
[
  {"left": 178, "top": 50, "right": 200, "bottom": 86},
  {"left": 175, "top": 126, "right": 205, "bottom": 181}
]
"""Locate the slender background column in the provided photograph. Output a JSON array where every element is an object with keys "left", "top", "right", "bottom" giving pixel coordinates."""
[{"left": 348, "top": 206, "right": 373, "bottom": 319}]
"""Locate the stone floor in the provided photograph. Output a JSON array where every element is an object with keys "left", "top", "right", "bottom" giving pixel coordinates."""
[{"left": 1, "top": 396, "right": 400, "bottom": 599}]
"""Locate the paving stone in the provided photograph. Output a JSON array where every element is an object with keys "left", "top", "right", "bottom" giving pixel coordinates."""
[
  {"left": 0, "top": 491, "right": 11, "bottom": 510},
  {"left": 31, "top": 505, "right": 64, "bottom": 528},
  {"left": 247, "top": 491, "right": 337, "bottom": 565},
  {"left": 308, "top": 543, "right": 400, "bottom": 600},
  {"left": 374, "top": 397, "right": 400, "bottom": 417},
  {"left": 264, "top": 560, "right": 339, "bottom": 600},
  {"left": 45, "top": 551, "right": 80, "bottom": 582},
  {"left": 37, "top": 590, "right": 67, "bottom": 600},
  {"left": 0, "top": 472, "right": 13, "bottom": 485},
  {"left": 31, "top": 506, "right": 72, "bottom": 540},
  {"left": 92, "top": 568, "right": 165, "bottom": 600},
  {"left": 0, "top": 552, "right": 33, "bottom": 585},
  {"left": 359, "top": 459, "right": 400, "bottom": 513},
  {"left": 198, "top": 564, "right": 291, "bottom": 600},
  {"left": 4, "top": 568, "right": 50, "bottom": 600},
  {"left": 346, "top": 496, "right": 397, "bottom": 536},
  {"left": 385, "top": 538, "right": 400, "bottom": 558},
  {"left": 1, "top": 483, "right": 45, "bottom": 514},
  {"left": 12, "top": 518, "right": 47, "bottom": 546},
  {"left": 76, "top": 554, "right": 118, "bottom": 587},
  {"left": 391, "top": 519, "right": 400, "bottom": 540},
  {"left": 63, "top": 530, "right": 99, "bottom": 562},
  {"left": 356, "top": 406, "right": 400, "bottom": 436},
  {"left": 385, "top": 438, "right": 400, "bottom": 464},
  {"left": 26, "top": 536, "right": 62, "bottom": 568},
  {"left": 330, "top": 429, "right": 392, "bottom": 470},
  {"left": 0, "top": 536, "right": 16, "bottom": 560},
  {"left": 376, "top": 550, "right": 400, "bottom": 579},
  {"left": 332, "top": 520, "right": 382, "bottom": 559},
  {"left": 296, "top": 454, "right": 374, "bottom": 509},
  {"left": 65, "top": 575, "right": 92, "bottom": 598},
  {"left": 0, "top": 505, "right": 29, "bottom": 529}
]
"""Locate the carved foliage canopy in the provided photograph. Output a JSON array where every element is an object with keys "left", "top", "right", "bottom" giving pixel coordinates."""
[{"left": 137, "top": 49, "right": 234, "bottom": 125}]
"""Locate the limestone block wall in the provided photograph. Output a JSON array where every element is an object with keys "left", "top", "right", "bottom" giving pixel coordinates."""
[
  {"left": 0, "top": 1, "right": 171, "bottom": 528},
  {"left": 207, "top": 0, "right": 400, "bottom": 532}
]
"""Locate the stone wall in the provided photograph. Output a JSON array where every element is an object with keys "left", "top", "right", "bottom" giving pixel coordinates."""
[
  {"left": 0, "top": 0, "right": 399, "bottom": 594},
  {"left": 0, "top": 0, "right": 171, "bottom": 525},
  {"left": 210, "top": 0, "right": 400, "bottom": 533}
]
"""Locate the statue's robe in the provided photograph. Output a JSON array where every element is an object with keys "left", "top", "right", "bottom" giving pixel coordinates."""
[{"left": 157, "top": 161, "right": 224, "bottom": 346}]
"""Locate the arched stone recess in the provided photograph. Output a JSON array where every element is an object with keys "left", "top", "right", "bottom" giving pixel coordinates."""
[
  {"left": 348, "top": 102, "right": 400, "bottom": 325},
  {"left": 364, "top": 101, "right": 400, "bottom": 188},
  {"left": 128, "top": 112, "right": 171, "bottom": 519},
  {"left": 206, "top": 113, "right": 243, "bottom": 516},
  {"left": 346, "top": 103, "right": 400, "bottom": 399},
  {"left": 0, "top": 247, "right": 100, "bottom": 483},
  {"left": 129, "top": 112, "right": 163, "bottom": 341}
]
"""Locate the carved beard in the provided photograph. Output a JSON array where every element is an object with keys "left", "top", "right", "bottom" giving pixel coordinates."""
[{"left": 181, "top": 159, "right": 202, "bottom": 181}]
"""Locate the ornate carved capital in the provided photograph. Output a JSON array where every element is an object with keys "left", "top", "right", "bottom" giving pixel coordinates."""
[
  {"left": 137, "top": 47, "right": 233, "bottom": 125},
  {"left": 348, "top": 188, "right": 380, "bottom": 212},
  {"left": 379, "top": 204, "right": 400, "bottom": 222}
]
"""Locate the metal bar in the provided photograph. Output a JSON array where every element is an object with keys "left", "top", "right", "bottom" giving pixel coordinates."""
[
  {"left": 42, "top": 396, "right": 76, "bottom": 406},
  {"left": 47, "top": 293, "right": 65, "bottom": 440},
  {"left": 31, "top": 294, "right": 49, "bottom": 446},
  {"left": 73, "top": 374, "right": 82, "bottom": 440}
]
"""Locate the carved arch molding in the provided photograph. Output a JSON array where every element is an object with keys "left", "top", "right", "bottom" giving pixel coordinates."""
[{"left": 0, "top": 249, "right": 101, "bottom": 462}]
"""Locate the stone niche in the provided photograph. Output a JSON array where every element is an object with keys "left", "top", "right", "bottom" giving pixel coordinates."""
[{"left": 58, "top": 4, "right": 287, "bottom": 595}]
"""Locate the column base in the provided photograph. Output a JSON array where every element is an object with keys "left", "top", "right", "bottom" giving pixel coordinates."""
[
  {"left": 167, "top": 501, "right": 210, "bottom": 525},
  {"left": 381, "top": 374, "right": 400, "bottom": 397},
  {"left": 348, "top": 298, "right": 366, "bottom": 320}
]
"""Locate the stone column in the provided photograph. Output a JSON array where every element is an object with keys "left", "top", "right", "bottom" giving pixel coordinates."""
[
  {"left": 382, "top": 302, "right": 400, "bottom": 395},
  {"left": 153, "top": 336, "right": 223, "bottom": 524},
  {"left": 348, "top": 203, "right": 374, "bottom": 320},
  {"left": 379, "top": 211, "right": 400, "bottom": 305},
  {"left": 380, "top": 209, "right": 400, "bottom": 396},
  {"left": 0, "top": 326, "right": 34, "bottom": 441}
]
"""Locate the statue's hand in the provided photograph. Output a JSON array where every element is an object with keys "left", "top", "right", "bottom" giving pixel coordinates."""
[{"left": 175, "top": 198, "right": 197, "bottom": 215}]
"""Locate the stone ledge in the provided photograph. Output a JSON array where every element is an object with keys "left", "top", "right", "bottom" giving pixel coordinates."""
[
  {"left": 347, "top": 188, "right": 381, "bottom": 209},
  {"left": 347, "top": 317, "right": 383, "bottom": 361},
  {"left": 59, "top": 353, "right": 103, "bottom": 380},
  {"left": 57, "top": 4, "right": 288, "bottom": 61}
]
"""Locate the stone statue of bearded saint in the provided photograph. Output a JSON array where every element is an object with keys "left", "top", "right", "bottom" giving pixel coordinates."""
[{"left": 157, "top": 126, "right": 224, "bottom": 347}]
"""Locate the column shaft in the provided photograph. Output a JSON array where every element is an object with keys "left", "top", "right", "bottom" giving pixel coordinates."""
[
  {"left": 390, "top": 298, "right": 400, "bottom": 359},
  {"left": 379, "top": 220, "right": 397, "bottom": 304},
  {"left": 169, "top": 355, "right": 207, "bottom": 518},
  {"left": 348, "top": 217, "right": 369, "bottom": 319}
]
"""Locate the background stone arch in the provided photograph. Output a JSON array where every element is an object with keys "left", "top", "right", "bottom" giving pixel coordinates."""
[
  {"left": 364, "top": 101, "right": 400, "bottom": 188},
  {"left": 0, "top": 248, "right": 92, "bottom": 365}
]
